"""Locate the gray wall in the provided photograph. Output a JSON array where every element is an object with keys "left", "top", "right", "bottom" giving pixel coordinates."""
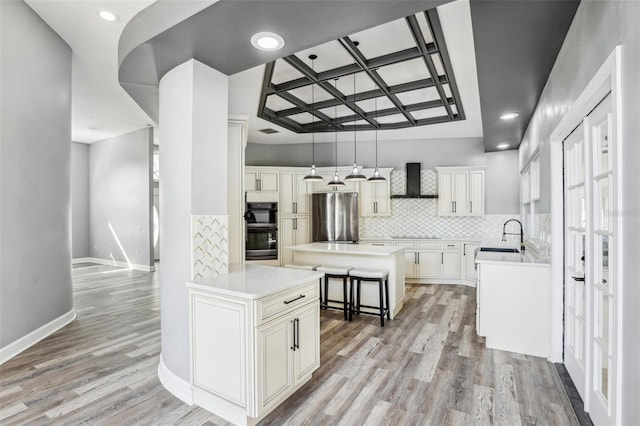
[
  {"left": 247, "top": 137, "right": 519, "bottom": 214},
  {"left": 89, "top": 128, "right": 154, "bottom": 268},
  {"left": 71, "top": 142, "right": 90, "bottom": 258},
  {"left": 518, "top": 1, "right": 640, "bottom": 423},
  {"left": 484, "top": 151, "right": 519, "bottom": 214},
  {"left": 0, "top": 0, "right": 73, "bottom": 348}
]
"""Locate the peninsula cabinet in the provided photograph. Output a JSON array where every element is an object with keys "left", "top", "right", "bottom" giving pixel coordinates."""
[
  {"left": 436, "top": 166, "right": 486, "bottom": 216},
  {"left": 462, "top": 241, "right": 481, "bottom": 282},
  {"left": 188, "top": 264, "right": 322, "bottom": 426},
  {"left": 359, "top": 168, "right": 392, "bottom": 217}
]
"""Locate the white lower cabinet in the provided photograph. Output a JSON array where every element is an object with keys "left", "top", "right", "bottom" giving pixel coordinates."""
[
  {"left": 395, "top": 240, "right": 463, "bottom": 283},
  {"left": 462, "top": 242, "right": 480, "bottom": 282},
  {"left": 256, "top": 302, "right": 319, "bottom": 412},
  {"left": 189, "top": 276, "right": 320, "bottom": 426}
]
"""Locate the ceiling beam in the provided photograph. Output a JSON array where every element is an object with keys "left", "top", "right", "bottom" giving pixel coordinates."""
[
  {"left": 282, "top": 55, "right": 378, "bottom": 128},
  {"left": 339, "top": 36, "right": 416, "bottom": 125},
  {"left": 405, "top": 14, "right": 454, "bottom": 120},
  {"left": 425, "top": 9, "right": 465, "bottom": 120}
]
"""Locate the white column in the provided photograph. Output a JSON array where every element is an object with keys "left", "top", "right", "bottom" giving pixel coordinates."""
[{"left": 158, "top": 59, "right": 228, "bottom": 402}]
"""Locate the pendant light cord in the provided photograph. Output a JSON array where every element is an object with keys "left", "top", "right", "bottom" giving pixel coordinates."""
[
  {"left": 311, "top": 57, "right": 315, "bottom": 164},
  {"left": 374, "top": 95, "right": 378, "bottom": 167},
  {"left": 334, "top": 78, "right": 338, "bottom": 173},
  {"left": 353, "top": 71, "right": 357, "bottom": 165}
]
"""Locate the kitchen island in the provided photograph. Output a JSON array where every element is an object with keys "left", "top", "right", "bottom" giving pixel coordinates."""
[
  {"left": 187, "top": 264, "right": 323, "bottom": 426},
  {"left": 289, "top": 242, "right": 406, "bottom": 318}
]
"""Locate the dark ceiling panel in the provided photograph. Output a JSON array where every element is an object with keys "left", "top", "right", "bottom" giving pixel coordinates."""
[
  {"left": 470, "top": 0, "right": 579, "bottom": 152},
  {"left": 119, "top": 0, "right": 452, "bottom": 123}
]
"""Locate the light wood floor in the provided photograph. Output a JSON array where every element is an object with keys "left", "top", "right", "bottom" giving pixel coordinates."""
[{"left": 0, "top": 265, "right": 579, "bottom": 425}]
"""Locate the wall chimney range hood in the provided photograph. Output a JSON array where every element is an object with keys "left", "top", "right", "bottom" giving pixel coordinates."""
[{"left": 390, "top": 163, "right": 438, "bottom": 199}]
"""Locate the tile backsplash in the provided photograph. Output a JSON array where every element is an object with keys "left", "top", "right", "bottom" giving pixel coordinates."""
[{"left": 360, "top": 169, "right": 518, "bottom": 241}]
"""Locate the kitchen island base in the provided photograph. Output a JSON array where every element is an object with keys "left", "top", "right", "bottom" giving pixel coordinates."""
[{"left": 290, "top": 243, "right": 405, "bottom": 319}]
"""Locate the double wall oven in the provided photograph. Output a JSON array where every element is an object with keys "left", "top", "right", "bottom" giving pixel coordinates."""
[{"left": 244, "top": 202, "right": 278, "bottom": 261}]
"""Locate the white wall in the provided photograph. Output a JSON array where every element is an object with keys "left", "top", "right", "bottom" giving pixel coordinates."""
[
  {"left": 0, "top": 0, "right": 73, "bottom": 350},
  {"left": 89, "top": 128, "right": 154, "bottom": 268},
  {"left": 71, "top": 142, "right": 90, "bottom": 258},
  {"left": 518, "top": 2, "right": 640, "bottom": 423}
]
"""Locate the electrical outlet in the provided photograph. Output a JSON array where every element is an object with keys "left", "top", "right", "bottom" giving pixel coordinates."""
[{"left": 136, "top": 249, "right": 140, "bottom": 254}]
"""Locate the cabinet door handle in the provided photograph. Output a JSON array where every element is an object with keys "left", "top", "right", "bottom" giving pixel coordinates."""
[
  {"left": 453, "top": 201, "right": 457, "bottom": 213},
  {"left": 293, "top": 202, "right": 297, "bottom": 214},
  {"left": 469, "top": 201, "right": 472, "bottom": 213},
  {"left": 572, "top": 276, "right": 585, "bottom": 282},
  {"left": 451, "top": 201, "right": 454, "bottom": 213},
  {"left": 294, "top": 218, "right": 297, "bottom": 230},
  {"left": 463, "top": 244, "right": 466, "bottom": 256},
  {"left": 291, "top": 319, "right": 296, "bottom": 351},
  {"left": 415, "top": 252, "right": 419, "bottom": 264},
  {"left": 295, "top": 318, "right": 300, "bottom": 350},
  {"left": 284, "top": 294, "right": 306, "bottom": 304},
  {"left": 257, "top": 179, "right": 261, "bottom": 191},
  {"left": 441, "top": 253, "right": 444, "bottom": 264}
]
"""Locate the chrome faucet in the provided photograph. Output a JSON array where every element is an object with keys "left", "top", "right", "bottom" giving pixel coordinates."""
[{"left": 502, "top": 219, "right": 525, "bottom": 252}]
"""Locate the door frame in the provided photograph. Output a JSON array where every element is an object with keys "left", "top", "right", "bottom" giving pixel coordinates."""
[{"left": 549, "top": 46, "right": 622, "bottom": 421}]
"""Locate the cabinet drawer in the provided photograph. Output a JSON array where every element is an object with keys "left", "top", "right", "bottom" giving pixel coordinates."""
[
  {"left": 366, "top": 241, "right": 392, "bottom": 246},
  {"left": 394, "top": 241, "right": 416, "bottom": 248},
  {"left": 441, "top": 241, "right": 461, "bottom": 250},
  {"left": 256, "top": 282, "right": 318, "bottom": 325},
  {"left": 416, "top": 241, "right": 440, "bottom": 250}
]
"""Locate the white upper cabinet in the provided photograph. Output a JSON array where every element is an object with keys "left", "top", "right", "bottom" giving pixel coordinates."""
[
  {"left": 279, "top": 171, "right": 311, "bottom": 216},
  {"left": 246, "top": 167, "right": 279, "bottom": 193},
  {"left": 359, "top": 168, "right": 392, "bottom": 217},
  {"left": 436, "top": 167, "right": 486, "bottom": 216}
]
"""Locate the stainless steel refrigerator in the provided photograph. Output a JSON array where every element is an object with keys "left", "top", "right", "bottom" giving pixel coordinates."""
[{"left": 312, "top": 192, "right": 359, "bottom": 243}]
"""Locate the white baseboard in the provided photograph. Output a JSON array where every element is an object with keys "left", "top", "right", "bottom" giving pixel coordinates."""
[
  {"left": 158, "top": 354, "right": 193, "bottom": 405},
  {"left": 73, "top": 257, "right": 156, "bottom": 272},
  {"left": 0, "top": 309, "right": 76, "bottom": 365}
]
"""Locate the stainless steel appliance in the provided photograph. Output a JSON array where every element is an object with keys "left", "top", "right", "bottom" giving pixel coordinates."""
[
  {"left": 245, "top": 202, "right": 278, "bottom": 260},
  {"left": 312, "top": 192, "right": 359, "bottom": 243}
]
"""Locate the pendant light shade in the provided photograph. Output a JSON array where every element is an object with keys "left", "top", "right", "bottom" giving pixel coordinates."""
[
  {"left": 345, "top": 70, "right": 366, "bottom": 182},
  {"left": 303, "top": 54, "right": 324, "bottom": 182},
  {"left": 327, "top": 78, "right": 345, "bottom": 188},
  {"left": 368, "top": 91, "right": 386, "bottom": 183}
]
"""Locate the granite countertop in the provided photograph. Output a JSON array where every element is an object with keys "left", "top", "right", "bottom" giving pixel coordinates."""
[
  {"left": 187, "top": 263, "right": 323, "bottom": 299},
  {"left": 288, "top": 242, "right": 404, "bottom": 255}
]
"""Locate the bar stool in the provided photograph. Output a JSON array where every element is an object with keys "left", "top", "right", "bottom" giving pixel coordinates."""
[
  {"left": 349, "top": 268, "right": 390, "bottom": 327},
  {"left": 316, "top": 265, "right": 353, "bottom": 320},
  {"left": 284, "top": 264, "right": 321, "bottom": 302}
]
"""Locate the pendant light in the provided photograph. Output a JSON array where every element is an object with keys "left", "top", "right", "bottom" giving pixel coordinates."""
[
  {"left": 303, "top": 54, "right": 323, "bottom": 182},
  {"left": 345, "top": 70, "right": 366, "bottom": 181},
  {"left": 327, "top": 78, "right": 345, "bottom": 188},
  {"left": 368, "top": 92, "right": 386, "bottom": 183}
]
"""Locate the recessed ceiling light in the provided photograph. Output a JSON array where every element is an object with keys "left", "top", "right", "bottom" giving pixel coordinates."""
[
  {"left": 499, "top": 112, "right": 519, "bottom": 120},
  {"left": 251, "top": 32, "right": 285, "bottom": 51},
  {"left": 98, "top": 10, "right": 118, "bottom": 22},
  {"left": 496, "top": 143, "right": 510, "bottom": 150}
]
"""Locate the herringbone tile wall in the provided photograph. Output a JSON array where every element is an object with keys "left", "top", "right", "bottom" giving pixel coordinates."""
[
  {"left": 361, "top": 170, "right": 519, "bottom": 240},
  {"left": 192, "top": 215, "right": 228, "bottom": 280}
]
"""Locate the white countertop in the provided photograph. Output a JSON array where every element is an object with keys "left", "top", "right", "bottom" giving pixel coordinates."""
[
  {"left": 289, "top": 242, "right": 404, "bottom": 255},
  {"left": 361, "top": 236, "right": 482, "bottom": 242},
  {"left": 187, "top": 264, "right": 323, "bottom": 299},
  {"left": 475, "top": 242, "right": 550, "bottom": 267}
]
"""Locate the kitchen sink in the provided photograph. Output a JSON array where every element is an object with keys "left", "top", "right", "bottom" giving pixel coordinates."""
[{"left": 479, "top": 247, "right": 520, "bottom": 253}]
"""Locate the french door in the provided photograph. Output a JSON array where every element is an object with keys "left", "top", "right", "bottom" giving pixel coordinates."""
[{"left": 563, "top": 94, "right": 618, "bottom": 425}]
